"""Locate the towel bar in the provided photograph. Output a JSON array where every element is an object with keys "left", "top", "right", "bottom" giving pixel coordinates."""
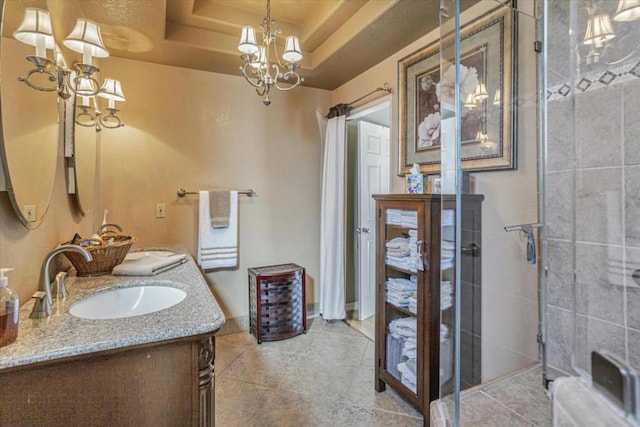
[{"left": 177, "top": 188, "right": 256, "bottom": 198}]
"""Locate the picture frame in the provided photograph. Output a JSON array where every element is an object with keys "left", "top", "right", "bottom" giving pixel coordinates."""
[{"left": 398, "top": 7, "right": 515, "bottom": 175}]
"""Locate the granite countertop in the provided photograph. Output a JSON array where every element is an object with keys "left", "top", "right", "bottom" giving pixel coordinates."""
[{"left": 0, "top": 252, "right": 225, "bottom": 371}]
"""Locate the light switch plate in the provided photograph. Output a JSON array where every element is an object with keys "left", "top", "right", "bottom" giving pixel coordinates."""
[
  {"left": 24, "top": 205, "right": 36, "bottom": 222},
  {"left": 156, "top": 203, "right": 166, "bottom": 218}
]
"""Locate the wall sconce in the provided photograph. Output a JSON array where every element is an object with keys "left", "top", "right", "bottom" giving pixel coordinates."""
[
  {"left": 75, "top": 78, "right": 125, "bottom": 132},
  {"left": 463, "top": 93, "right": 478, "bottom": 109},
  {"left": 473, "top": 82, "right": 488, "bottom": 102},
  {"left": 13, "top": 8, "right": 125, "bottom": 131},
  {"left": 614, "top": 0, "right": 640, "bottom": 21},
  {"left": 13, "top": 8, "right": 57, "bottom": 92},
  {"left": 493, "top": 89, "right": 501, "bottom": 106}
]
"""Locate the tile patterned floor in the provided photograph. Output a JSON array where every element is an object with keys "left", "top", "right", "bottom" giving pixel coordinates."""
[
  {"left": 215, "top": 317, "right": 423, "bottom": 426},
  {"left": 431, "top": 365, "right": 553, "bottom": 426},
  {"left": 215, "top": 318, "right": 552, "bottom": 426}
]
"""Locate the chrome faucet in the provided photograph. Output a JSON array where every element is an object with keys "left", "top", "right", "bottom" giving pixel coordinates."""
[{"left": 33, "top": 245, "right": 92, "bottom": 318}]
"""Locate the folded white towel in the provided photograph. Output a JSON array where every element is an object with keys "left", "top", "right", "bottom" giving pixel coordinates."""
[
  {"left": 386, "top": 238, "right": 410, "bottom": 249},
  {"left": 387, "top": 247, "right": 410, "bottom": 257},
  {"left": 198, "top": 190, "right": 239, "bottom": 269},
  {"left": 112, "top": 254, "right": 187, "bottom": 276}
]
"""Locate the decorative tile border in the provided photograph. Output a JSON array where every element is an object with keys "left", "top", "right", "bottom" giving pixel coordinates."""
[{"left": 547, "top": 61, "right": 640, "bottom": 101}]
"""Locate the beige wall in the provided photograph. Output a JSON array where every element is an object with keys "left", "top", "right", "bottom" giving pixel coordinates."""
[
  {"left": 98, "top": 57, "right": 330, "bottom": 319},
  {"left": 333, "top": 2, "right": 541, "bottom": 381}
]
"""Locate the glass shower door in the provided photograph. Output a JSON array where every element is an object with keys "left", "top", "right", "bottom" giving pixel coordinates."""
[
  {"left": 545, "top": 0, "right": 640, "bottom": 387},
  {"left": 435, "top": 0, "right": 546, "bottom": 424}
]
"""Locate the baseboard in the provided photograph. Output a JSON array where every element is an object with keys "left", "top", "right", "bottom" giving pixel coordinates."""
[{"left": 217, "top": 316, "right": 249, "bottom": 336}]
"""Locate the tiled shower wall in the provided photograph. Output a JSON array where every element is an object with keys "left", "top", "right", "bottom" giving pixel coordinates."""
[{"left": 545, "top": 0, "right": 640, "bottom": 375}]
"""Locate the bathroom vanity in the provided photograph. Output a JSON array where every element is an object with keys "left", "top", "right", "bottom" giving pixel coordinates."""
[{"left": 0, "top": 254, "right": 224, "bottom": 426}]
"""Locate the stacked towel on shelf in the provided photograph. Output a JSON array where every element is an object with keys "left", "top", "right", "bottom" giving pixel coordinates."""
[
  {"left": 440, "top": 209, "right": 455, "bottom": 270},
  {"left": 198, "top": 190, "right": 239, "bottom": 269},
  {"left": 384, "top": 234, "right": 423, "bottom": 272},
  {"left": 401, "top": 210, "right": 418, "bottom": 228},
  {"left": 389, "top": 316, "right": 418, "bottom": 391},
  {"left": 385, "top": 255, "right": 414, "bottom": 271},
  {"left": 397, "top": 362, "right": 417, "bottom": 393},
  {"left": 385, "top": 209, "right": 418, "bottom": 228},
  {"left": 441, "top": 281, "right": 453, "bottom": 310},
  {"left": 385, "top": 209, "right": 403, "bottom": 225},
  {"left": 442, "top": 209, "right": 454, "bottom": 226},
  {"left": 440, "top": 323, "right": 452, "bottom": 383},
  {"left": 441, "top": 239, "right": 455, "bottom": 270},
  {"left": 386, "top": 237, "right": 410, "bottom": 258},
  {"left": 402, "top": 336, "right": 416, "bottom": 359},
  {"left": 389, "top": 316, "right": 417, "bottom": 338},
  {"left": 386, "top": 333, "right": 404, "bottom": 379},
  {"left": 408, "top": 291, "right": 417, "bottom": 314},
  {"left": 386, "top": 276, "right": 417, "bottom": 308}
]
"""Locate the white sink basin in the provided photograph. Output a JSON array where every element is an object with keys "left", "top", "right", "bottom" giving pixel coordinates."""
[{"left": 69, "top": 285, "right": 187, "bottom": 320}]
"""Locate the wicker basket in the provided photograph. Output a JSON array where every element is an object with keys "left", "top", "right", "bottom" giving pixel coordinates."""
[{"left": 62, "top": 235, "right": 136, "bottom": 276}]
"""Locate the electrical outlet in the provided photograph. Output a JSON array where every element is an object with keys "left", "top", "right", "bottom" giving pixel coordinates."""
[
  {"left": 156, "top": 203, "right": 166, "bottom": 218},
  {"left": 24, "top": 205, "right": 36, "bottom": 222}
]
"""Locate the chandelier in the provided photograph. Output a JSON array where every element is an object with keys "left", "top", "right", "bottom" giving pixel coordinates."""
[
  {"left": 13, "top": 8, "right": 125, "bottom": 131},
  {"left": 237, "top": 0, "right": 304, "bottom": 106}
]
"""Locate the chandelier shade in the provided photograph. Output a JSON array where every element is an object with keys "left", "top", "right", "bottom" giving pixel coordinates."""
[
  {"left": 237, "top": 0, "right": 304, "bottom": 105},
  {"left": 282, "top": 36, "right": 302, "bottom": 62},
  {"left": 238, "top": 26, "right": 259, "bottom": 55}
]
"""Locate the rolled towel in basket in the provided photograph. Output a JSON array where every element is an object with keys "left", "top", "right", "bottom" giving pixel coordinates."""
[{"left": 112, "top": 253, "right": 187, "bottom": 276}]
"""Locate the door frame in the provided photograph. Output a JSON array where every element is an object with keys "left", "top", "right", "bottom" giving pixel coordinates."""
[{"left": 347, "top": 95, "right": 392, "bottom": 321}]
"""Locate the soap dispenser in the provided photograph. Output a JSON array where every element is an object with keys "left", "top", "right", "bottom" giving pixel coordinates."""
[{"left": 0, "top": 268, "right": 19, "bottom": 347}]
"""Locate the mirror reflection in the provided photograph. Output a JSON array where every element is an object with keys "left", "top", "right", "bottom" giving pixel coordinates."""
[
  {"left": 71, "top": 103, "right": 97, "bottom": 216},
  {"left": 0, "top": 0, "right": 59, "bottom": 228}
]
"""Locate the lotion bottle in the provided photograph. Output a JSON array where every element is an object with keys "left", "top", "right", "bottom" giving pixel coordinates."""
[{"left": 0, "top": 268, "right": 19, "bottom": 347}]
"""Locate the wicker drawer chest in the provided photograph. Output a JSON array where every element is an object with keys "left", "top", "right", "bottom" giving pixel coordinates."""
[{"left": 248, "top": 264, "right": 307, "bottom": 344}]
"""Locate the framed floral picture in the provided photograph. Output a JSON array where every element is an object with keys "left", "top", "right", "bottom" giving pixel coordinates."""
[{"left": 398, "top": 7, "right": 515, "bottom": 175}]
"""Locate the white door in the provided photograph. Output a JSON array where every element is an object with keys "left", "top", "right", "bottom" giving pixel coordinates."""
[{"left": 357, "top": 121, "right": 390, "bottom": 320}]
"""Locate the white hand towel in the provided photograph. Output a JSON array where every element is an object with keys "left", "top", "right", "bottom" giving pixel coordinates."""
[
  {"left": 198, "top": 190, "right": 238, "bottom": 269},
  {"left": 112, "top": 254, "right": 187, "bottom": 276}
]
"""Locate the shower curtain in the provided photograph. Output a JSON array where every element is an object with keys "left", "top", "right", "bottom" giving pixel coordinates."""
[{"left": 319, "top": 104, "right": 350, "bottom": 320}]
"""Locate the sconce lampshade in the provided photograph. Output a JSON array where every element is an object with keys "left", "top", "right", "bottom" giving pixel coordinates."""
[
  {"left": 493, "top": 88, "right": 501, "bottom": 105},
  {"left": 76, "top": 77, "right": 97, "bottom": 97},
  {"left": 473, "top": 83, "right": 488, "bottom": 101},
  {"left": 13, "top": 8, "right": 55, "bottom": 56},
  {"left": 475, "top": 131, "right": 489, "bottom": 142},
  {"left": 282, "top": 36, "right": 302, "bottom": 63},
  {"left": 238, "top": 26, "right": 259, "bottom": 55},
  {"left": 614, "top": 0, "right": 640, "bottom": 21},
  {"left": 583, "top": 13, "right": 615, "bottom": 46},
  {"left": 98, "top": 78, "right": 125, "bottom": 102},
  {"left": 463, "top": 93, "right": 477, "bottom": 109},
  {"left": 63, "top": 19, "right": 109, "bottom": 58}
]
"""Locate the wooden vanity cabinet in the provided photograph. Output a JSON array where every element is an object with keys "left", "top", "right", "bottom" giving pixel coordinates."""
[
  {"left": 0, "top": 334, "right": 216, "bottom": 427},
  {"left": 373, "top": 194, "right": 483, "bottom": 425}
]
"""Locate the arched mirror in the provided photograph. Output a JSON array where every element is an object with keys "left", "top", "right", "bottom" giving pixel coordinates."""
[{"left": 0, "top": 1, "right": 60, "bottom": 229}]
